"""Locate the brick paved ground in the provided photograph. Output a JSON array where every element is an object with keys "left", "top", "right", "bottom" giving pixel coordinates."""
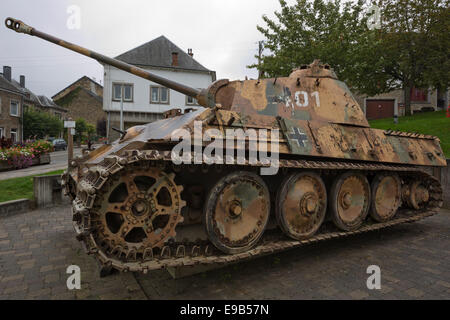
[{"left": 0, "top": 205, "right": 449, "bottom": 300}]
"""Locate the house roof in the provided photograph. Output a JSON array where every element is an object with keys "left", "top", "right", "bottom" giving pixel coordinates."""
[
  {"left": 10, "top": 79, "right": 41, "bottom": 105},
  {"left": 0, "top": 72, "right": 67, "bottom": 112},
  {"left": 37, "top": 95, "right": 68, "bottom": 112},
  {"left": 115, "top": 35, "right": 212, "bottom": 72},
  {"left": 52, "top": 75, "right": 103, "bottom": 100},
  {"left": 0, "top": 74, "right": 23, "bottom": 94}
]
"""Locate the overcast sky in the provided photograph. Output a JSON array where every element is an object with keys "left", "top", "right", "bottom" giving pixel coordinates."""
[{"left": 0, "top": 0, "right": 294, "bottom": 98}]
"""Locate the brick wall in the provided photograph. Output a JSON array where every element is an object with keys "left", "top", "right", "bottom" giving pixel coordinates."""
[
  {"left": 53, "top": 77, "right": 103, "bottom": 101},
  {"left": 0, "top": 90, "right": 22, "bottom": 141}
]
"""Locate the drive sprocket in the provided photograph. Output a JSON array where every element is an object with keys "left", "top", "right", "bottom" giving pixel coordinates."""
[{"left": 89, "top": 165, "right": 185, "bottom": 261}]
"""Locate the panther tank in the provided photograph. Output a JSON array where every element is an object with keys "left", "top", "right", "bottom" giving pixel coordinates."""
[{"left": 6, "top": 17, "right": 446, "bottom": 274}]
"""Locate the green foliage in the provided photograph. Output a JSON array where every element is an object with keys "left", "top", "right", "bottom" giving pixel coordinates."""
[
  {"left": 74, "top": 118, "right": 96, "bottom": 144},
  {"left": 252, "top": 0, "right": 449, "bottom": 101},
  {"left": 75, "top": 118, "right": 88, "bottom": 143},
  {"left": 87, "top": 123, "right": 96, "bottom": 137},
  {"left": 54, "top": 87, "right": 81, "bottom": 106},
  {"left": 23, "top": 108, "right": 63, "bottom": 139},
  {"left": 369, "top": 110, "right": 450, "bottom": 157},
  {"left": 375, "top": 0, "right": 450, "bottom": 90}
]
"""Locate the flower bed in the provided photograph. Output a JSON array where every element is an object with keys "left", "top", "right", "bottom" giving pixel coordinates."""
[{"left": 0, "top": 140, "right": 54, "bottom": 171}]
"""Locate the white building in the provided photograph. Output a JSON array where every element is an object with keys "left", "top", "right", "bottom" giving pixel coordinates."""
[{"left": 103, "top": 35, "right": 216, "bottom": 141}]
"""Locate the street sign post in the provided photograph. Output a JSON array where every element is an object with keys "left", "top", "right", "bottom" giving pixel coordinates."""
[
  {"left": 64, "top": 121, "right": 76, "bottom": 128},
  {"left": 66, "top": 118, "right": 74, "bottom": 167}
]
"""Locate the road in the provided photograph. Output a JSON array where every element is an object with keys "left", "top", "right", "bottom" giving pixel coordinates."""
[{"left": 0, "top": 148, "right": 82, "bottom": 181}]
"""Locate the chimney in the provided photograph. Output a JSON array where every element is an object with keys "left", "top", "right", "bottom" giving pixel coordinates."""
[
  {"left": 171, "top": 52, "right": 179, "bottom": 66},
  {"left": 20, "top": 75, "right": 25, "bottom": 88},
  {"left": 187, "top": 48, "right": 193, "bottom": 57},
  {"left": 3, "top": 66, "right": 11, "bottom": 82}
]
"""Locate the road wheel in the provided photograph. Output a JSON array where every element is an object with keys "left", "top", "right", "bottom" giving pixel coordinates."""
[
  {"left": 370, "top": 173, "right": 401, "bottom": 222},
  {"left": 276, "top": 171, "right": 327, "bottom": 239},
  {"left": 330, "top": 171, "right": 370, "bottom": 231},
  {"left": 204, "top": 171, "right": 270, "bottom": 254}
]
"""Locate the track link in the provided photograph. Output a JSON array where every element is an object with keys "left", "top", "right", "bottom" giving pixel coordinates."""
[{"left": 67, "top": 149, "right": 444, "bottom": 273}]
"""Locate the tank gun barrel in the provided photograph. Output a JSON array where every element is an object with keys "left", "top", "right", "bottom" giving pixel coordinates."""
[{"left": 5, "top": 17, "right": 204, "bottom": 103}]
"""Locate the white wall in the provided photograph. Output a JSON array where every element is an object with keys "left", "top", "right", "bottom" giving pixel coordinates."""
[{"left": 103, "top": 65, "right": 214, "bottom": 114}]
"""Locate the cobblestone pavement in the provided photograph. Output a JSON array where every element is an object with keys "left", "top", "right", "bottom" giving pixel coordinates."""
[{"left": 0, "top": 205, "right": 449, "bottom": 300}]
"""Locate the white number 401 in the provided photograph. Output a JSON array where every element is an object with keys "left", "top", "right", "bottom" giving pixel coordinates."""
[{"left": 294, "top": 91, "right": 320, "bottom": 108}]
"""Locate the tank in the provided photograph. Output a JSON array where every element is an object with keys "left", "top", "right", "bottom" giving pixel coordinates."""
[{"left": 6, "top": 17, "right": 446, "bottom": 274}]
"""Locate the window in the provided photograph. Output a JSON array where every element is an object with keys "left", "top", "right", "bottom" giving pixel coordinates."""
[
  {"left": 150, "top": 86, "right": 170, "bottom": 104},
  {"left": 10, "top": 129, "right": 17, "bottom": 142},
  {"left": 0, "top": 97, "right": 2, "bottom": 114},
  {"left": 55, "top": 112, "right": 61, "bottom": 120},
  {"left": 186, "top": 95, "right": 199, "bottom": 105},
  {"left": 112, "top": 83, "right": 133, "bottom": 101},
  {"left": 0, "top": 127, "right": 4, "bottom": 138},
  {"left": 10, "top": 100, "right": 19, "bottom": 116},
  {"left": 410, "top": 87, "right": 428, "bottom": 102}
]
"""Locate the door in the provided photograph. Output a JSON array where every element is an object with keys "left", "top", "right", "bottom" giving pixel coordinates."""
[{"left": 366, "top": 99, "right": 395, "bottom": 120}]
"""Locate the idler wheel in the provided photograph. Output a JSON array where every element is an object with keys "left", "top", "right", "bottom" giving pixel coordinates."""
[
  {"left": 276, "top": 172, "right": 327, "bottom": 239},
  {"left": 370, "top": 173, "right": 401, "bottom": 222},
  {"left": 330, "top": 171, "right": 370, "bottom": 231},
  {"left": 91, "top": 167, "right": 185, "bottom": 261},
  {"left": 204, "top": 171, "right": 270, "bottom": 254}
]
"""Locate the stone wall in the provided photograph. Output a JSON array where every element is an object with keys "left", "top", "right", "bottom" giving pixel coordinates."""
[
  {"left": 0, "top": 199, "right": 30, "bottom": 216},
  {"left": 55, "top": 87, "right": 106, "bottom": 126},
  {"left": 0, "top": 90, "right": 22, "bottom": 141}
]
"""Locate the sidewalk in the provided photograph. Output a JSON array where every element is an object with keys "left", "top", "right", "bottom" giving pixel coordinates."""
[
  {"left": 0, "top": 164, "right": 68, "bottom": 181},
  {"left": 0, "top": 204, "right": 449, "bottom": 299}
]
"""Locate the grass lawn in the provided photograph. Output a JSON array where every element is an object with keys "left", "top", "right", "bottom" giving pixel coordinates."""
[
  {"left": 0, "top": 169, "right": 65, "bottom": 203},
  {"left": 369, "top": 110, "right": 450, "bottom": 158}
]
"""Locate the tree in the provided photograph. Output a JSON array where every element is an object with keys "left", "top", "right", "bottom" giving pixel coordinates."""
[
  {"left": 250, "top": 0, "right": 379, "bottom": 92},
  {"left": 375, "top": 0, "right": 450, "bottom": 114},
  {"left": 23, "top": 108, "right": 63, "bottom": 139},
  {"left": 75, "top": 118, "right": 88, "bottom": 145},
  {"left": 252, "top": 0, "right": 450, "bottom": 114}
]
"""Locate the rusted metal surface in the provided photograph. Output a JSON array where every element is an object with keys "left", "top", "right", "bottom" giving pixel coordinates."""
[
  {"left": 370, "top": 173, "right": 402, "bottom": 222},
  {"left": 329, "top": 172, "right": 371, "bottom": 231},
  {"left": 276, "top": 172, "right": 327, "bottom": 239},
  {"left": 6, "top": 17, "right": 447, "bottom": 275},
  {"left": 204, "top": 171, "right": 270, "bottom": 254}
]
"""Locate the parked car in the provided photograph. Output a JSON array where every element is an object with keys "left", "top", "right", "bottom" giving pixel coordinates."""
[{"left": 52, "top": 139, "right": 67, "bottom": 151}]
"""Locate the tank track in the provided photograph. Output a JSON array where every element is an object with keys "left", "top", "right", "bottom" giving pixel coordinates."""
[{"left": 67, "top": 149, "right": 443, "bottom": 273}]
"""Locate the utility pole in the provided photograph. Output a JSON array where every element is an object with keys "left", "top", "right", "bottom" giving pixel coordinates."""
[
  {"left": 257, "top": 40, "right": 264, "bottom": 80},
  {"left": 64, "top": 117, "right": 75, "bottom": 167},
  {"left": 120, "top": 84, "right": 124, "bottom": 132}
]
